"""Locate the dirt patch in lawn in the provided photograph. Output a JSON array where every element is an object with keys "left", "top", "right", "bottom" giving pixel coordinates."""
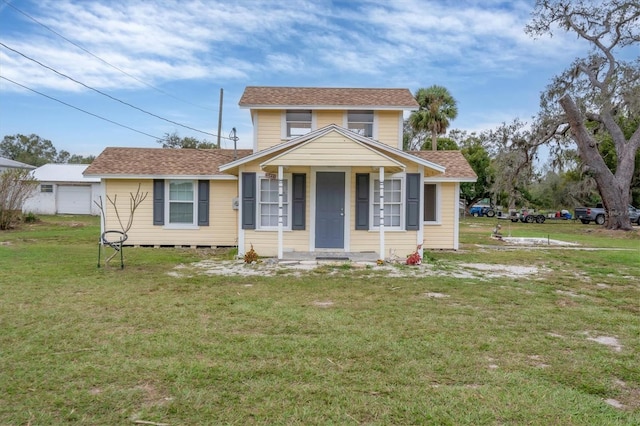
[{"left": 173, "top": 259, "right": 548, "bottom": 280}]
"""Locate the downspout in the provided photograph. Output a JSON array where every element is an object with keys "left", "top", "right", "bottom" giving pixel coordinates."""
[{"left": 454, "top": 182, "right": 460, "bottom": 250}]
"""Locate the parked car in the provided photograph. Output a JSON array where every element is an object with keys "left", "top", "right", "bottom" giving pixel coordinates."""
[
  {"left": 628, "top": 205, "right": 640, "bottom": 225},
  {"left": 574, "top": 204, "right": 606, "bottom": 225},
  {"left": 575, "top": 204, "right": 640, "bottom": 225}
]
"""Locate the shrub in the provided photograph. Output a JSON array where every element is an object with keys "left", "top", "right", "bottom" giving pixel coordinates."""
[
  {"left": 406, "top": 244, "right": 422, "bottom": 265},
  {"left": 243, "top": 244, "right": 258, "bottom": 263},
  {"left": 0, "top": 169, "right": 38, "bottom": 230},
  {"left": 23, "top": 211, "right": 38, "bottom": 223}
]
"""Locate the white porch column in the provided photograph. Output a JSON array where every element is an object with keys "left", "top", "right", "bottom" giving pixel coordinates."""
[
  {"left": 278, "top": 165, "right": 284, "bottom": 260},
  {"left": 418, "top": 166, "right": 424, "bottom": 260},
  {"left": 237, "top": 167, "right": 245, "bottom": 257},
  {"left": 379, "top": 166, "right": 385, "bottom": 260},
  {"left": 453, "top": 182, "right": 460, "bottom": 251}
]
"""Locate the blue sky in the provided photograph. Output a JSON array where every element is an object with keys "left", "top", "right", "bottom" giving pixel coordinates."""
[{"left": 0, "top": 0, "right": 587, "bottom": 157}]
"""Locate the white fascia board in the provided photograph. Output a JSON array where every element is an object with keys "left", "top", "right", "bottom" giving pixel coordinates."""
[
  {"left": 240, "top": 105, "right": 417, "bottom": 111},
  {"left": 424, "top": 177, "right": 477, "bottom": 183},
  {"left": 87, "top": 174, "right": 237, "bottom": 180},
  {"left": 349, "top": 133, "right": 446, "bottom": 173}
]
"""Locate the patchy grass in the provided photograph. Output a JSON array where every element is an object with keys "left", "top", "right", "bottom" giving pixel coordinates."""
[{"left": 0, "top": 216, "right": 638, "bottom": 425}]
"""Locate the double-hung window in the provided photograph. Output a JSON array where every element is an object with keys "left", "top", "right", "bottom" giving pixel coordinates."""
[
  {"left": 285, "top": 110, "right": 312, "bottom": 138},
  {"left": 424, "top": 183, "right": 439, "bottom": 223},
  {"left": 347, "top": 110, "right": 374, "bottom": 137},
  {"left": 258, "top": 176, "right": 289, "bottom": 229},
  {"left": 372, "top": 177, "right": 403, "bottom": 229},
  {"left": 168, "top": 180, "right": 196, "bottom": 225}
]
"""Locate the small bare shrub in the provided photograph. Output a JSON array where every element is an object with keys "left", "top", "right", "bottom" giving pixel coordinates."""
[{"left": 0, "top": 169, "right": 38, "bottom": 230}]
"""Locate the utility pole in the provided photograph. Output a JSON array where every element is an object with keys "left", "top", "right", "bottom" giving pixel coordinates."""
[{"left": 216, "top": 88, "right": 223, "bottom": 148}]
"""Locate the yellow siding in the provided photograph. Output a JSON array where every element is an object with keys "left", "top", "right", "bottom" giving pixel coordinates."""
[
  {"left": 348, "top": 167, "right": 418, "bottom": 256},
  {"left": 241, "top": 165, "right": 311, "bottom": 257},
  {"left": 266, "top": 131, "right": 403, "bottom": 168},
  {"left": 243, "top": 230, "right": 311, "bottom": 257},
  {"left": 376, "top": 111, "right": 402, "bottom": 147},
  {"left": 424, "top": 182, "right": 455, "bottom": 249},
  {"left": 103, "top": 179, "right": 238, "bottom": 247},
  {"left": 316, "top": 110, "right": 344, "bottom": 128},
  {"left": 256, "top": 110, "right": 282, "bottom": 150},
  {"left": 254, "top": 109, "right": 404, "bottom": 152},
  {"left": 237, "top": 168, "right": 459, "bottom": 256}
]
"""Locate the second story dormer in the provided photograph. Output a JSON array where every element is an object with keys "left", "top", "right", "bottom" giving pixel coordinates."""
[{"left": 238, "top": 86, "right": 419, "bottom": 152}]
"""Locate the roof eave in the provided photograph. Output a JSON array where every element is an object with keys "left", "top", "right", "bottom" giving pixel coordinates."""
[
  {"left": 424, "top": 177, "right": 478, "bottom": 182},
  {"left": 239, "top": 104, "right": 417, "bottom": 110},
  {"left": 84, "top": 174, "right": 238, "bottom": 180}
]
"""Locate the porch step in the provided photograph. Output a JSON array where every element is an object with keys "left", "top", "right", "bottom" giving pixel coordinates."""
[{"left": 280, "top": 251, "right": 379, "bottom": 263}]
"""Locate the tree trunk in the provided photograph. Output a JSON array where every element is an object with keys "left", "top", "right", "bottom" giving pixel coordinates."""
[
  {"left": 431, "top": 132, "right": 437, "bottom": 151},
  {"left": 559, "top": 95, "right": 634, "bottom": 230}
]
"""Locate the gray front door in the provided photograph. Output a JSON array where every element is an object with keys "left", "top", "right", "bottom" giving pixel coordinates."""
[{"left": 316, "top": 172, "right": 345, "bottom": 249}]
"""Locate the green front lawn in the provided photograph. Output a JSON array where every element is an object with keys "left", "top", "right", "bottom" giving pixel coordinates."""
[{"left": 0, "top": 216, "right": 638, "bottom": 424}]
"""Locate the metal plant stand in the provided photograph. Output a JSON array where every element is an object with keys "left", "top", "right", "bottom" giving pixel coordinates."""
[{"left": 98, "top": 230, "right": 128, "bottom": 269}]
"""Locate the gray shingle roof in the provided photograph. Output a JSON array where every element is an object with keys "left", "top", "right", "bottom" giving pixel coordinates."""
[
  {"left": 84, "top": 147, "right": 253, "bottom": 176},
  {"left": 84, "top": 147, "right": 476, "bottom": 181},
  {"left": 409, "top": 150, "right": 477, "bottom": 180},
  {"left": 239, "top": 86, "right": 419, "bottom": 109}
]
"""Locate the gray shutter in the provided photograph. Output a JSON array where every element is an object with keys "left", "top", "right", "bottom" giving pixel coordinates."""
[
  {"left": 406, "top": 173, "right": 420, "bottom": 230},
  {"left": 355, "top": 173, "right": 369, "bottom": 230},
  {"left": 153, "top": 179, "right": 164, "bottom": 225},
  {"left": 292, "top": 173, "right": 306, "bottom": 230},
  {"left": 198, "top": 180, "right": 209, "bottom": 226},
  {"left": 241, "top": 173, "right": 256, "bottom": 229}
]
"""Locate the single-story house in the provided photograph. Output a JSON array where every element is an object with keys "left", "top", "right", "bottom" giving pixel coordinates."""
[
  {"left": 0, "top": 156, "right": 36, "bottom": 173},
  {"left": 85, "top": 86, "right": 477, "bottom": 260},
  {"left": 23, "top": 164, "right": 101, "bottom": 215}
]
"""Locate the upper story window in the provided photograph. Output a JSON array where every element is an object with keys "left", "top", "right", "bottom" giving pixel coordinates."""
[
  {"left": 347, "top": 110, "right": 374, "bottom": 137},
  {"left": 285, "top": 110, "right": 312, "bottom": 138}
]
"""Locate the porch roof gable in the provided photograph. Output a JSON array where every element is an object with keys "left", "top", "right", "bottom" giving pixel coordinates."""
[
  {"left": 260, "top": 129, "right": 406, "bottom": 173},
  {"left": 219, "top": 124, "right": 446, "bottom": 175}
]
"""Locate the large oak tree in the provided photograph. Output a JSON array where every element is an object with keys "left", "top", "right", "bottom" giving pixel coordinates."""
[{"left": 527, "top": 0, "right": 640, "bottom": 229}]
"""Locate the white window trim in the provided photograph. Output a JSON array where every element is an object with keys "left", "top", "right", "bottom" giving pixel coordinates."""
[
  {"left": 40, "top": 184, "right": 53, "bottom": 193},
  {"left": 164, "top": 179, "right": 198, "bottom": 229},
  {"left": 423, "top": 182, "right": 441, "bottom": 225},
  {"left": 257, "top": 173, "right": 292, "bottom": 231},
  {"left": 370, "top": 173, "right": 405, "bottom": 231},
  {"left": 343, "top": 110, "right": 376, "bottom": 139},
  {"left": 281, "top": 110, "right": 315, "bottom": 140}
]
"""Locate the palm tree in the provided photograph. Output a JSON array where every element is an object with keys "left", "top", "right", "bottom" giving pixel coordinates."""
[{"left": 408, "top": 85, "right": 458, "bottom": 150}]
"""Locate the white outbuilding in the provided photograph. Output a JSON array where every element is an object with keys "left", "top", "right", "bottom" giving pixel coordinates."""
[{"left": 23, "top": 164, "right": 101, "bottom": 215}]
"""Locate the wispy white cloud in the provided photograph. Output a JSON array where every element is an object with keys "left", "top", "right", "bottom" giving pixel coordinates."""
[
  {"left": 0, "top": 0, "right": 586, "bottom": 94},
  {"left": 0, "top": 0, "right": 611, "bottom": 154}
]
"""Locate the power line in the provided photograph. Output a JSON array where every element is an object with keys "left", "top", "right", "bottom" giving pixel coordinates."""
[
  {"left": 0, "top": 0, "right": 216, "bottom": 112},
  {"left": 0, "top": 42, "right": 230, "bottom": 140},
  {"left": 0, "top": 75, "right": 162, "bottom": 140}
]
